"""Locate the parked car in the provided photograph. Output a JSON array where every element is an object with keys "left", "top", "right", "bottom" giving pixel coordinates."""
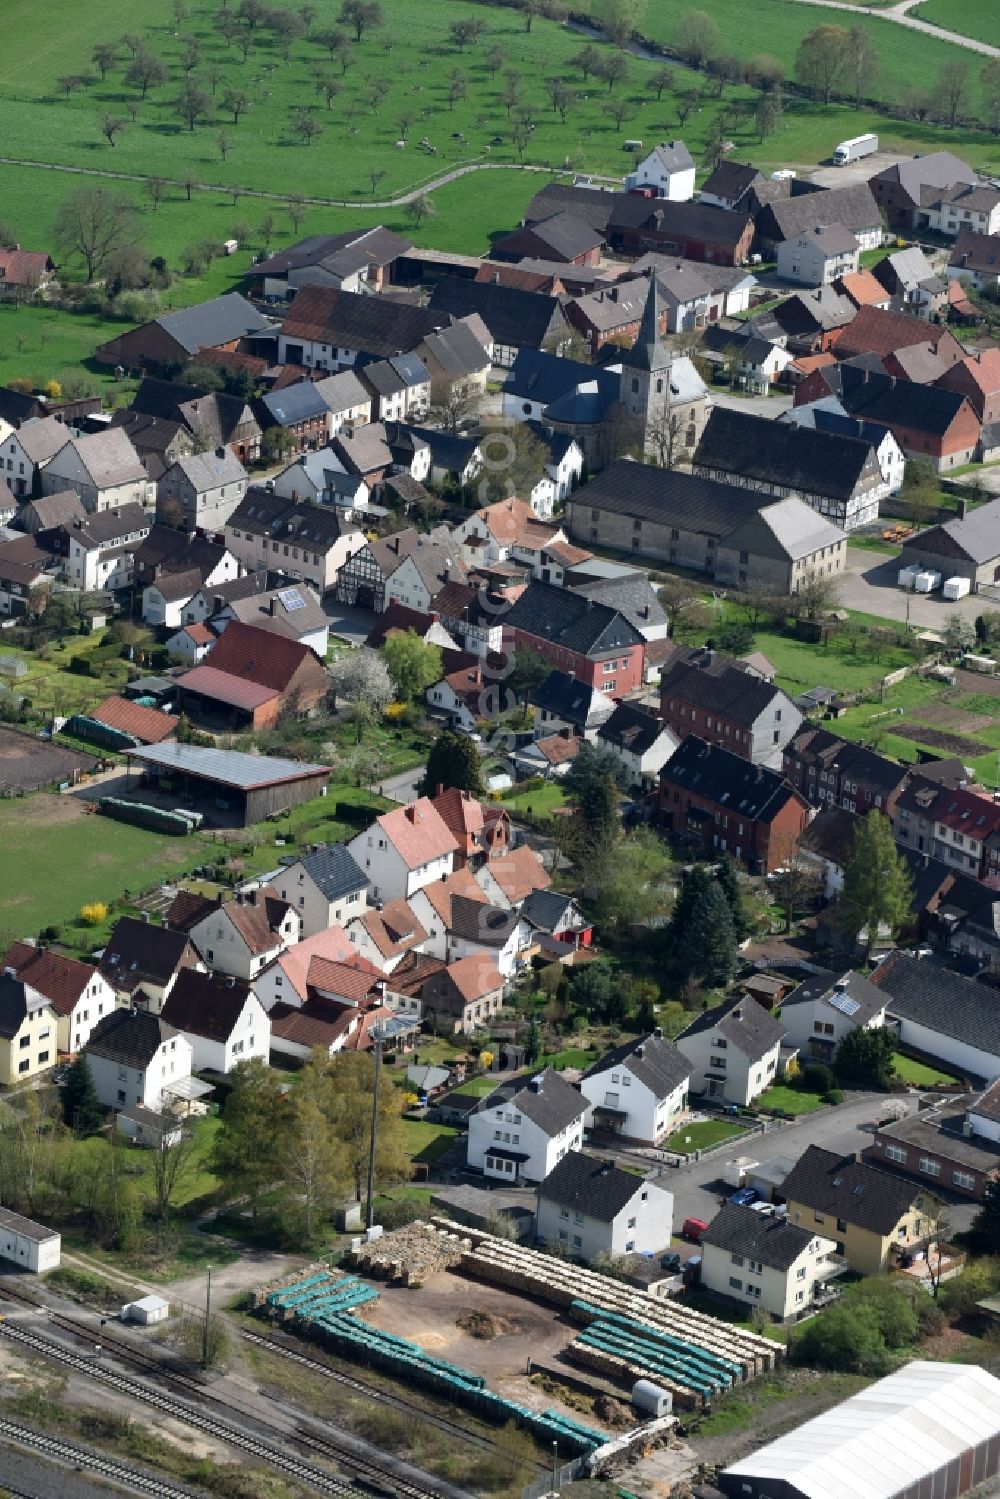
[
  {"left": 660, "top": 1250, "right": 681, "bottom": 1273},
  {"left": 681, "top": 1217, "right": 709, "bottom": 1243},
  {"left": 729, "top": 1186, "right": 757, "bottom": 1207}
]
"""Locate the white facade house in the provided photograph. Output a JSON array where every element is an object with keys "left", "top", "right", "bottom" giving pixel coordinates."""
[
  {"left": 878, "top": 955, "right": 1000, "bottom": 1086},
  {"left": 63, "top": 504, "right": 151, "bottom": 592},
  {"left": 625, "top": 141, "right": 696, "bottom": 202},
  {"left": 84, "top": 1011, "right": 194, "bottom": 1113},
  {"left": 160, "top": 969, "right": 271, "bottom": 1075},
  {"left": 596, "top": 704, "right": 679, "bottom": 791},
  {"left": 142, "top": 548, "right": 238, "bottom": 628},
  {"left": 778, "top": 971, "right": 889, "bottom": 1064},
  {"left": 187, "top": 891, "right": 300, "bottom": 982},
  {"left": 408, "top": 871, "right": 531, "bottom": 979},
  {"left": 42, "top": 429, "right": 155, "bottom": 514},
  {"left": 925, "top": 185, "right": 1000, "bottom": 238},
  {"left": 271, "top": 843, "right": 369, "bottom": 938},
  {"left": 0, "top": 416, "right": 67, "bottom": 497},
  {"left": 579, "top": 1033, "right": 692, "bottom": 1145},
  {"left": 467, "top": 1069, "right": 588, "bottom": 1184},
  {"left": 700, "top": 1203, "right": 841, "bottom": 1321},
  {"left": 313, "top": 370, "right": 373, "bottom": 435},
  {"left": 4, "top": 946, "right": 119, "bottom": 1057},
  {"left": 347, "top": 798, "right": 458, "bottom": 904},
  {"left": 676, "top": 994, "right": 787, "bottom": 1106},
  {"left": 251, "top": 923, "right": 369, "bottom": 1012},
  {"left": 157, "top": 448, "right": 248, "bottom": 533},
  {"left": 967, "top": 1079, "right": 1000, "bottom": 1144},
  {"left": 776, "top": 226, "right": 860, "bottom": 287},
  {"left": 345, "top": 899, "right": 428, "bottom": 976},
  {"left": 536, "top": 1152, "right": 674, "bottom": 1260}
]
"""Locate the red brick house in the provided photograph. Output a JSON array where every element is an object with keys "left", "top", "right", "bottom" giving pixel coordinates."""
[
  {"left": 607, "top": 199, "right": 753, "bottom": 267},
  {"left": 659, "top": 735, "right": 812, "bottom": 874},
  {"left": 487, "top": 212, "right": 604, "bottom": 268},
  {"left": 796, "top": 364, "right": 981, "bottom": 471},
  {"left": 936, "top": 349, "right": 1000, "bottom": 425},
  {"left": 832, "top": 306, "right": 965, "bottom": 371},
  {"left": 501, "top": 581, "right": 645, "bottom": 699},
  {"left": 177, "top": 620, "right": 328, "bottom": 729}
]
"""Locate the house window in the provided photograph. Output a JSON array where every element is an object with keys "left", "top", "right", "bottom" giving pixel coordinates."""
[
  {"left": 918, "top": 1157, "right": 941, "bottom": 1177},
  {"left": 885, "top": 1143, "right": 907, "bottom": 1164},
  {"left": 729, "top": 1276, "right": 742, "bottom": 1290},
  {"left": 953, "top": 1170, "right": 975, "bottom": 1189}
]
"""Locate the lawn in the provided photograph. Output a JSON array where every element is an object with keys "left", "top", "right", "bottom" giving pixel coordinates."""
[
  {"left": 826, "top": 676, "right": 1000, "bottom": 790},
  {"left": 912, "top": 0, "right": 1000, "bottom": 46},
  {"left": 543, "top": 1047, "right": 601, "bottom": 1070},
  {"left": 500, "top": 782, "right": 567, "bottom": 818},
  {"left": 893, "top": 1053, "right": 964, "bottom": 1086},
  {"left": 401, "top": 1118, "right": 460, "bottom": 1164},
  {"left": 450, "top": 1074, "right": 503, "bottom": 1096},
  {"left": 755, "top": 1084, "right": 826, "bottom": 1116},
  {"left": 73, "top": 1116, "right": 222, "bottom": 1211},
  {"left": 665, "top": 1118, "right": 748, "bottom": 1154}
]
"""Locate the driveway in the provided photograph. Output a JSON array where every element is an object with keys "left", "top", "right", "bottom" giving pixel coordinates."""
[
  {"left": 376, "top": 764, "right": 426, "bottom": 802},
  {"left": 658, "top": 1091, "right": 978, "bottom": 1237},
  {"left": 709, "top": 389, "right": 795, "bottom": 419},
  {"left": 322, "top": 601, "right": 377, "bottom": 647},
  {"left": 841, "top": 544, "right": 983, "bottom": 626}
]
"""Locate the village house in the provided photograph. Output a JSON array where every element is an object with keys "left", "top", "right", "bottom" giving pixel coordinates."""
[
  {"left": 15, "top": 488, "right": 85, "bottom": 537},
  {"left": 346, "top": 900, "right": 428, "bottom": 975},
  {"left": 778, "top": 1144, "right": 929, "bottom": 1275},
  {"left": 596, "top": 700, "right": 678, "bottom": 789},
  {"left": 414, "top": 316, "right": 492, "bottom": 400},
  {"left": 693, "top": 406, "right": 884, "bottom": 530},
  {"left": 564, "top": 567, "right": 668, "bottom": 642},
  {"left": 0, "top": 974, "right": 58, "bottom": 1086},
  {"left": 659, "top": 650, "right": 802, "bottom": 770},
  {"left": 799, "top": 366, "right": 981, "bottom": 472},
  {"left": 61, "top": 503, "right": 150, "bottom": 593},
  {"left": 873, "top": 247, "right": 947, "bottom": 320},
  {"left": 659, "top": 736, "right": 812, "bottom": 874},
  {"left": 566, "top": 277, "right": 669, "bottom": 356},
  {"left": 502, "top": 581, "right": 645, "bottom": 700},
  {"left": 430, "top": 581, "right": 506, "bottom": 659},
  {"left": 580, "top": 1032, "right": 691, "bottom": 1145},
  {"left": 1, "top": 943, "right": 117, "bottom": 1056},
  {"left": 0, "top": 537, "right": 49, "bottom": 617},
  {"left": 383, "top": 532, "right": 467, "bottom": 615},
  {"left": 770, "top": 286, "right": 858, "bottom": 352},
  {"left": 271, "top": 843, "right": 368, "bottom": 939},
  {"left": 347, "top": 798, "right": 458, "bottom": 905},
  {"left": 253, "top": 382, "right": 334, "bottom": 458},
  {"left": 529, "top": 669, "right": 616, "bottom": 742},
  {"left": 624, "top": 140, "right": 696, "bottom": 200},
  {"left": 676, "top": 993, "right": 786, "bottom": 1106},
  {"left": 409, "top": 870, "right": 529, "bottom": 978},
  {"left": 277, "top": 285, "right": 445, "bottom": 372},
  {"left": 225, "top": 489, "right": 365, "bottom": 594},
  {"left": 936, "top": 349, "right": 1000, "bottom": 426},
  {"left": 156, "top": 448, "right": 248, "bottom": 532},
  {"left": 184, "top": 887, "right": 300, "bottom": 982},
  {"left": 700, "top": 1204, "right": 841, "bottom": 1322},
  {"left": 925, "top": 183, "right": 1000, "bottom": 239},
  {"left": 452, "top": 496, "right": 565, "bottom": 578},
  {"left": 204, "top": 578, "right": 329, "bottom": 658},
  {"left": 0, "top": 415, "right": 68, "bottom": 497},
  {"left": 176, "top": 620, "right": 329, "bottom": 730},
  {"left": 869, "top": 151, "right": 978, "bottom": 231},
  {"left": 41, "top": 428, "right": 155, "bottom": 514},
  {"left": 699, "top": 162, "right": 763, "bottom": 213},
  {"left": 778, "top": 970, "right": 891, "bottom": 1062},
  {"left": 83, "top": 1010, "right": 194, "bottom": 1114},
  {"left": 872, "top": 952, "right": 1000, "bottom": 1085},
  {"left": 431, "top": 787, "right": 510, "bottom": 871},
  {"left": 835, "top": 268, "right": 892, "bottom": 312},
  {"left": 250, "top": 923, "right": 378, "bottom": 1011},
  {"left": 700, "top": 324, "right": 794, "bottom": 390},
  {"left": 776, "top": 225, "right": 860, "bottom": 288},
  {"left": 520, "top": 889, "right": 593, "bottom": 953},
  {"left": 467, "top": 1068, "right": 588, "bottom": 1184},
  {"left": 891, "top": 774, "right": 1000, "bottom": 878},
  {"left": 783, "top": 727, "right": 916, "bottom": 817},
  {"left": 98, "top": 917, "right": 200, "bottom": 1008},
  {"left": 947, "top": 229, "right": 1000, "bottom": 291},
  {"left": 782, "top": 399, "right": 906, "bottom": 494},
  {"left": 752, "top": 183, "right": 882, "bottom": 258},
  {"left": 537, "top": 1152, "right": 673, "bottom": 1260},
  {"left": 336, "top": 526, "right": 462, "bottom": 613},
  {"left": 632, "top": 252, "right": 757, "bottom": 320},
  {"left": 488, "top": 211, "right": 606, "bottom": 267},
  {"left": 897, "top": 497, "right": 1000, "bottom": 593},
  {"left": 357, "top": 353, "right": 431, "bottom": 423},
  {"left": 272, "top": 448, "right": 372, "bottom": 513},
  {"left": 0, "top": 245, "right": 54, "bottom": 299},
  {"left": 510, "top": 731, "right": 581, "bottom": 781},
  {"left": 420, "top": 954, "right": 506, "bottom": 1036},
  {"left": 160, "top": 969, "right": 270, "bottom": 1074},
  {"left": 833, "top": 306, "right": 965, "bottom": 373},
  {"left": 427, "top": 278, "right": 570, "bottom": 367},
  {"left": 607, "top": 198, "right": 753, "bottom": 266},
  {"left": 864, "top": 1088, "right": 1000, "bottom": 1202},
  {"left": 95, "top": 291, "right": 271, "bottom": 372},
  {"left": 251, "top": 226, "right": 411, "bottom": 299},
  {"left": 475, "top": 843, "right": 551, "bottom": 910},
  {"left": 141, "top": 541, "right": 239, "bottom": 630},
  {"left": 117, "top": 377, "right": 263, "bottom": 470}
]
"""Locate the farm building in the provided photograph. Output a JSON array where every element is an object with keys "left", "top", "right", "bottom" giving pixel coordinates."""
[
  {"left": 720, "top": 1360, "right": 1000, "bottom": 1499},
  {"left": 123, "top": 743, "right": 330, "bottom": 827},
  {"left": 0, "top": 1204, "right": 60, "bottom": 1273}
]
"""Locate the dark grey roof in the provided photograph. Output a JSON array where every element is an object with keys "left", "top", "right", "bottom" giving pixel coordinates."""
[
  {"left": 779, "top": 1144, "right": 922, "bottom": 1233},
  {"left": 257, "top": 382, "right": 329, "bottom": 427},
  {"left": 255, "top": 226, "right": 412, "bottom": 279},
  {"left": 523, "top": 183, "right": 618, "bottom": 234},
  {"left": 660, "top": 653, "right": 786, "bottom": 729},
  {"left": 506, "top": 349, "right": 618, "bottom": 408},
  {"left": 157, "top": 293, "right": 271, "bottom": 357},
  {"left": 495, "top": 210, "right": 605, "bottom": 261},
  {"left": 564, "top": 572, "right": 666, "bottom": 635},
  {"left": 62, "top": 502, "right": 149, "bottom": 551},
  {"left": 609, "top": 197, "right": 752, "bottom": 249},
  {"left": 694, "top": 407, "right": 878, "bottom": 503},
  {"left": 520, "top": 888, "right": 583, "bottom": 934},
  {"left": 0, "top": 974, "right": 50, "bottom": 1039},
  {"left": 662, "top": 737, "right": 801, "bottom": 829},
  {"left": 85, "top": 1008, "right": 181, "bottom": 1068},
  {"left": 700, "top": 162, "right": 762, "bottom": 204},
  {"left": 537, "top": 1150, "right": 651, "bottom": 1222},
  {"left": 418, "top": 320, "right": 491, "bottom": 379},
  {"left": 530, "top": 669, "right": 614, "bottom": 728},
  {"left": 99, "top": 917, "right": 194, "bottom": 990},
  {"left": 702, "top": 1202, "right": 821, "bottom": 1270},
  {"left": 226, "top": 488, "right": 354, "bottom": 552},
  {"left": 948, "top": 229, "right": 1000, "bottom": 275},
  {"left": 902, "top": 497, "right": 1000, "bottom": 567},
  {"left": 505, "top": 581, "right": 643, "bottom": 657},
  {"left": 161, "top": 969, "right": 253, "bottom": 1042},
  {"left": 477, "top": 1067, "right": 588, "bottom": 1136},
  {"left": 755, "top": 184, "right": 881, "bottom": 244},
  {"left": 582, "top": 1032, "right": 691, "bottom": 1099},
  {"left": 872, "top": 952, "right": 1000, "bottom": 1061},
  {"left": 870, "top": 151, "right": 976, "bottom": 205},
  {"left": 280, "top": 285, "right": 444, "bottom": 358},
  {"left": 399, "top": 424, "right": 479, "bottom": 475},
  {"left": 597, "top": 700, "right": 667, "bottom": 757},
  {"left": 828, "top": 365, "right": 971, "bottom": 439},
  {"left": 427, "top": 277, "right": 565, "bottom": 349},
  {"left": 677, "top": 991, "right": 786, "bottom": 1063},
  {"left": 781, "top": 970, "right": 889, "bottom": 1028},
  {"left": 576, "top": 460, "right": 763, "bottom": 535},
  {"left": 296, "top": 843, "right": 367, "bottom": 901},
  {"left": 448, "top": 894, "right": 520, "bottom": 946}
]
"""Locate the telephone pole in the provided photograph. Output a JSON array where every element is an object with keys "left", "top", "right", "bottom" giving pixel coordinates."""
[
  {"left": 365, "top": 1028, "right": 383, "bottom": 1230},
  {"left": 202, "top": 1264, "right": 212, "bottom": 1371}
]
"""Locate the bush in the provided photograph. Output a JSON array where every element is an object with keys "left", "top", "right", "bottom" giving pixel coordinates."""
[
  {"left": 79, "top": 901, "right": 109, "bottom": 926},
  {"left": 798, "top": 1062, "right": 834, "bottom": 1093},
  {"left": 43, "top": 379, "right": 62, "bottom": 400},
  {"left": 824, "top": 1088, "right": 845, "bottom": 1105},
  {"left": 789, "top": 1304, "right": 892, "bottom": 1375},
  {"left": 68, "top": 654, "right": 92, "bottom": 676}
]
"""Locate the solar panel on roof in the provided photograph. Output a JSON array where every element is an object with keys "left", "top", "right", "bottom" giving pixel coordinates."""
[
  {"left": 828, "top": 989, "right": 860, "bottom": 1017},
  {"left": 279, "top": 587, "right": 306, "bottom": 611}
]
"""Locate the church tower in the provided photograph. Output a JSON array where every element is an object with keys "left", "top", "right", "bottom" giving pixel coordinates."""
[{"left": 617, "top": 277, "right": 708, "bottom": 463}]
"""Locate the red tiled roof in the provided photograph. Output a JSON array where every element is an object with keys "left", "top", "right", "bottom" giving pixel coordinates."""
[
  {"left": 0, "top": 249, "right": 52, "bottom": 287},
  {"left": 375, "top": 798, "right": 459, "bottom": 870},
  {"left": 485, "top": 846, "right": 552, "bottom": 904},
  {"left": 835, "top": 305, "right": 952, "bottom": 360},
  {"left": 416, "top": 867, "right": 486, "bottom": 928},
  {"left": 430, "top": 787, "right": 486, "bottom": 847},
  {"left": 93, "top": 695, "right": 179, "bottom": 745},
  {"left": 263, "top": 925, "right": 374, "bottom": 1001},
  {"left": 308, "top": 958, "right": 384, "bottom": 1002},
  {"left": 357, "top": 898, "right": 427, "bottom": 958},
  {"left": 438, "top": 952, "right": 503, "bottom": 1001},
  {"left": 2, "top": 941, "right": 97, "bottom": 1016},
  {"left": 792, "top": 351, "right": 837, "bottom": 376},
  {"left": 534, "top": 733, "right": 581, "bottom": 766},
  {"left": 836, "top": 270, "right": 889, "bottom": 308},
  {"left": 201, "top": 620, "right": 316, "bottom": 691},
  {"left": 165, "top": 890, "right": 216, "bottom": 932},
  {"left": 222, "top": 888, "right": 293, "bottom": 954},
  {"left": 366, "top": 603, "right": 436, "bottom": 647},
  {"left": 177, "top": 665, "right": 278, "bottom": 711},
  {"left": 544, "top": 539, "right": 592, "bottom": 566},
  {"left": 181, "top": 622, "right": 216, "bottom": 645},
  {"left": 953, "top": 347, "right": 1000, "bottom": 394},
  {"left": 473, "top": 498, "right": 560, "bottom": 551}
]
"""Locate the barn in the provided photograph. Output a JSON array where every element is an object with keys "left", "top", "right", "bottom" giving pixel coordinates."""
[
  {"left": 123, "top": 743, "right": 330, "bottom": 827},
  {"left": 720, "top": 1360, "right": 1000, "bottom": 1499}
]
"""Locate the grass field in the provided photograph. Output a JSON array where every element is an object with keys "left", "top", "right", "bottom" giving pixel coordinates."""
[
  {"left": 893, "top": 1053, "right": 964, "bottom": 1086},
  {"left": 500, "top": 782, "right": 567, "bottom": 818},
  {"left": 401, "top": 1118, "right": 460, "bottom": 1164},
  {"left": 74, "top": 1117, "right": 222, "bottom": 1211},
  {"left": 913, "top": 0, "right": 1000, "bottom": 47},
  {"left": 756, "top": 1084, "right": 826, "bottom": 1115},
  {"left": 666, "top": 1118, "right": 747, "bottom": 1153}
]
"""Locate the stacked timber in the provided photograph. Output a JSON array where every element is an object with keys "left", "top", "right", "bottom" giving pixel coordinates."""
[{"left": 352, "top": 1220, "right": 469, "bottom": 1284}]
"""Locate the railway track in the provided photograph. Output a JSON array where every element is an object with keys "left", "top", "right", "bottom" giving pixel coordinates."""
[
  {"left": 0, "top": 1284, "right": 458, "bottom": 1499},
  {"left": 0, "top": 1416, "right": 197, "bottom": 1498}
]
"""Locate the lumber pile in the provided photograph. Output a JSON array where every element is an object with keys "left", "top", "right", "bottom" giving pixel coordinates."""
[{"left": 352, "top": 1220, "right": 468, "bottom": 1285}]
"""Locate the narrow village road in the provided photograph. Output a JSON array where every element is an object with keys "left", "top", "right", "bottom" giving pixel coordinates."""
[{"left": 777, "top": 0, "right": 998, "bottom": 56}]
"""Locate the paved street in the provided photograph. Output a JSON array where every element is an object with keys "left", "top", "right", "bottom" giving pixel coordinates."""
[
  {"left": 841, "top": 545, "right": 983, "bottom": 626},
  {"left": 377, "top": 764, "right": 426, "bottom": 803},
  {"left": 709, "top": 389, "right": 794, "bottom": 420}
]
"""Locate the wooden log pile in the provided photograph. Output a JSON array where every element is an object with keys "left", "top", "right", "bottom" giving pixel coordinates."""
[{"left": 352, "top": 1221, "right": 468, "bottom": 1284}]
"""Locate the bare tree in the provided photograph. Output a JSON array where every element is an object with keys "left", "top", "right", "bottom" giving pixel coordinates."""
[
  {"left": 292, "top": 109, "right": 322, "bottom": 145},
  {"left": 222, "top": 86, "right": 253, "bottom": 123},
  {"left": 54, "top": 186, "right": 138, "bottom": 282},
  {"left": 407, "top": 191, "right": 435, "bottom": 229},
  {"left": 100, "top": 115, "right": 127, "bottom": 147},
  {"left": 146, "top": 176, "right": 167, "bottom": 212},
  {"left": 217, "top": 130, "right": 233, "bottom": 161},
  {"left": 92, "top": 42, "right": 119, "bottom": 80},
  {"left": 431, "top": 378, "right": 480, "bottom": 434},
  {"left": 175, "top": 81, "right": 212, "bottom": 132},
  {"left": 919, "top": 1195, "right": 951, "bottom": 1299},
  {"left": 148, "top": 1116, "right": 197, "bottom": 1221},
  {"left": 125, "top": 51, "right": 168, "bottom": 98},
  {"left": 934, "top": 59, "right": 969, "bottom": 127},
  {"left": 287, "top": 194, "right": 306, "bottom": 231},
  {"left": 339, "top": 0, "right": 383, "bottom": 43},
  {"left": 370, "top": 168, "right": 386, "bottom": 196},
  {"left": 447, "top": 68, "right": 469, "bottom": 111}
]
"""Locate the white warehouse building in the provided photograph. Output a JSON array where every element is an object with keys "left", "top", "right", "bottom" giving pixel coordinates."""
[{"left": 0, "top": 1204, "right": 61, "bottom": 1274}]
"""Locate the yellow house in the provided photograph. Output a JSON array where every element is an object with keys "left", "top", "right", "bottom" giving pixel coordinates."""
[
  {"left": 0, "top": 975, "right": 58, "bottom": 1086},
  {"left": 779, "top": 1144, "right": 929, "bottom": 1276}
]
